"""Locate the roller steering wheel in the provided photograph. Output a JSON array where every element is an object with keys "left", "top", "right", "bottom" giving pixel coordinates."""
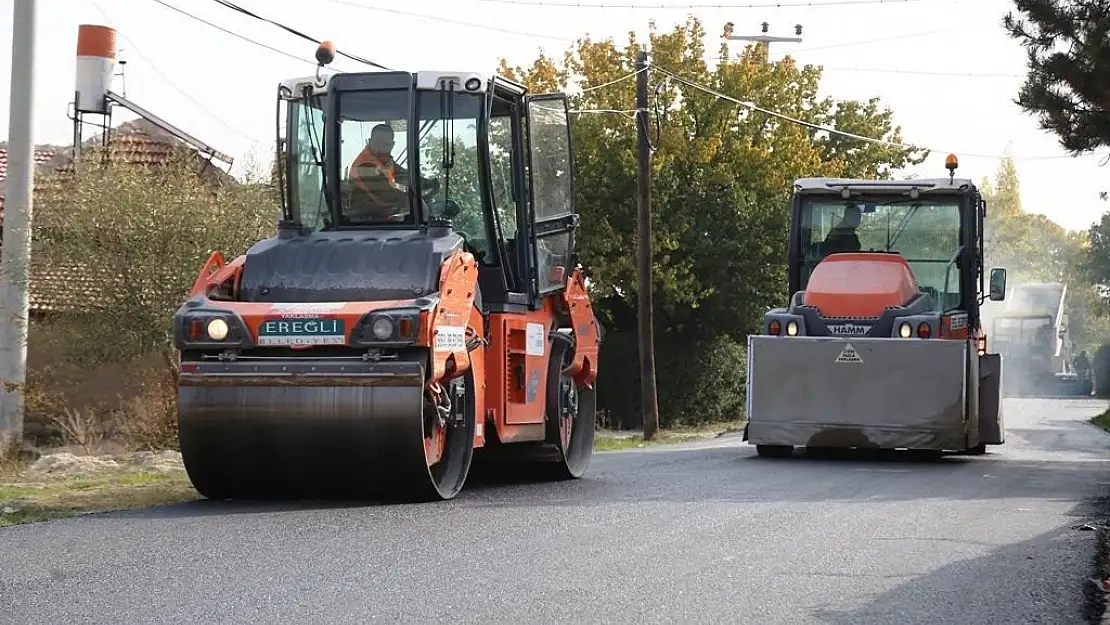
[{"left": 376, "top": 179, "right": 442, "bottom": 223}]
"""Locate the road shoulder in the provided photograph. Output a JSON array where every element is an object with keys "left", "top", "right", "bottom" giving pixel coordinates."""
[
  {"left": 0, "top": 450, "right": 198, "bottom": 527},
  {"left": 1087, "top": 405, "right": 1110, "bottom": 624}
]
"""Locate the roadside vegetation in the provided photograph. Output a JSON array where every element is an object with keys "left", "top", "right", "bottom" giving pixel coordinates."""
[
  {"left": 594, "top": 421, "right": 746, "bottom": 451},
  {"left": 0, "top": 467, "right": 196, "bottom": 528},
  {"left": 2, "top": 13, "right": 1109, "bottom": 524},
  {"left": 1091, "top": 407, "right": 1110, "bottom": 434}
]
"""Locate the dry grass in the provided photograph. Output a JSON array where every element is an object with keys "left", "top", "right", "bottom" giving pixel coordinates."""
[
  {"left": 24, "top": 345, "right": 181, "bottom": 453},
  {"left": 0, "top": 467, "right": 197, "bottom": 528},
  {"left": 593, "top": 420, "right": 745, "bottom": 451}
]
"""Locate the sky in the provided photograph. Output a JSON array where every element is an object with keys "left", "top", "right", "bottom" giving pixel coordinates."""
[{"left": 0, "top": 0, "right": 1107, "bottom": 232}]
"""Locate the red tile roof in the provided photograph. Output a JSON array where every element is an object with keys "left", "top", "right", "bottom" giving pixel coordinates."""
[
  {"left": 0, "top": 146, "right": 63, "bottom": 221},
  {"left": 0, "top": 118, "right": 236, "bottom": 313}
]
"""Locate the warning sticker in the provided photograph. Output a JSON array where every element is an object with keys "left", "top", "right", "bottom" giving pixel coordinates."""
[
  {"left": 948, "top": 313, "right": 969, "bottom": 331},
  {"left": 835, "top": 343, "right": 863, "bottom": 363},
  {"left": 526, "top": 322, "right": 545, "bottom": 357},
  {"left": 435, "top": 325, "right": 466, "bottom": 351}
]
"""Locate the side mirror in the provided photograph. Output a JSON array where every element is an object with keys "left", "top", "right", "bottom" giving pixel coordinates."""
[{"left": 989, "top": 268, "right": 1007, "bottom": 301}]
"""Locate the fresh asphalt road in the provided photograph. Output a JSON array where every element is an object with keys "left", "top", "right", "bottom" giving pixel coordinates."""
[{"left": 3, "top": 398, "right": 1110, "bottom": 625}]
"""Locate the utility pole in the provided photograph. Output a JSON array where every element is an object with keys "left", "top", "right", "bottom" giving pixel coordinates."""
[
  {"left": 634, "top": 47, "right": 660, "bottom": 441},
  {"left": 727, "top": 22, "right": 803, "bottom": 59},
  {"left": 0, "top": 0, "right": 37, "bottom": 448}
]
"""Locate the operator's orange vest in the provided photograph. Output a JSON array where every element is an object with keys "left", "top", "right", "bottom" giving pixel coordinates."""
[{"left": 349, "top": 149, "right": 398, "bottom": 203}]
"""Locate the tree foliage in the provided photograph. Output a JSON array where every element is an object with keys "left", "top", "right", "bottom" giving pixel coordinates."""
[
  {"left": 499, "top": 18, "right": 926, "bottom": 426},
  {"left": 29, "top": 151, "right": 279, "bottom": 368},
  {"left": 1003, "top": 0, "right": 1110, "bottom": 154},
  {"left": 980, "top": 155, "right": 1082, "bottom": 284}
]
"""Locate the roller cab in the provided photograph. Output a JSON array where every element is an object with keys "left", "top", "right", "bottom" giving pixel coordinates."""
[
  {"left": 746, "top": 161, "right": 1008, "bottom": 458},
  {"left": 172, "top": 53, "right": 600, "bottom": 502}
]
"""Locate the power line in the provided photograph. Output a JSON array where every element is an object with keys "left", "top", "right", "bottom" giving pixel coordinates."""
[
  {"left": 797, "top": 66, "right": 1021, "bottom": 79},
  {"left": 786, "top": 26, "right": 960, "bottom": 53},
  {"left": 458, "top": 0, "right": 931, "bottom": 7},
  {"left": 574, "top": 108, "right": 638, "bottom": 117},
  {"left": 311, "top": 0, "right": 978, "bottom": 65},
  {"left": 148, "top": 0, "right": 320, "bottom": 68},
  {"left": 579, "top": 67, "right": 647, "bottom": 93},
  {"left": 322, "top": 0, "right": 574, "bottom": 43},
  {"left": 704, "top": 55, "right": 1023, "bottom": 78},
  {"left": 86, "top": 0, "right": 266, "bottom": 146},
  {"left": 206, "top": 0, "right": 391, "bottom": 70},
  {"left": 652, "top": 65, "right": 1106, "bottom": 161}
]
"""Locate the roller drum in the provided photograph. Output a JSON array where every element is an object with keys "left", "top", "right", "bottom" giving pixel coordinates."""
[{"left": 177, "top": 359, "right": 475, "bottom": 502}]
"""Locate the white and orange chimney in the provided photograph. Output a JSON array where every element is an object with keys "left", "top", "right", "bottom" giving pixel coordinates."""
[{"left": 74, "top": 24, "right": 117, "bottom": 114}]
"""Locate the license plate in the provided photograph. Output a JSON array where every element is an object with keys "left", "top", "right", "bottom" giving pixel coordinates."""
[{"left": 256, "top": 318, "right": 346, "bottom": 346}]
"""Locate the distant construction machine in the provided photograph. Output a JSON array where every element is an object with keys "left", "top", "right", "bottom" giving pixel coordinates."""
[
  {"left": 171, "top": 43, "right": 601, "bottom": 502},
  {"left": 744, "top": 155, "right": 1007, "bottom": 457},
  {"left": 990, "top": 282, "right": 1091, "bottom": 396}
]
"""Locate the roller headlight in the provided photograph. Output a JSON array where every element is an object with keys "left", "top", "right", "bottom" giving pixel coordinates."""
[
  {"left": 371, "top": 317, "right": 394, "bottom": 341},
  {"left": 206, "top": 318, "right": 229, "bottom": 341},
  {"left": 786, "top": 320, "right": 799, "bottom": 336},
  {"left": 899, "top": 322, "right": 912, "bottom": 338}
]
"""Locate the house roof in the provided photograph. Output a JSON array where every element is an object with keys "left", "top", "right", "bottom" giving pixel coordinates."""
[
  {"left": 0, "top": 146, "right": 64, "bottom": 221},
  {"left": 0, "top": 117, "right": 238, "bottom": 313},
  {"left": 1, "top": 118, "right": 235, "bottom": 225}
]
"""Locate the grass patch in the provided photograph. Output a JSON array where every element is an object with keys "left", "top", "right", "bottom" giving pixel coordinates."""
[
  {"left": 0, "top": 467, "right": 198, "bottom": 528},
  {"left": 1092, "top": 407, "right": 1110, "bottom": 433},
  {"left": 594, "top": 421, "right": 745, "bottom": 451}
]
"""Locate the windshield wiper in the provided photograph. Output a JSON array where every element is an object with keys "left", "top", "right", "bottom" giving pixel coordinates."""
[
  {"left": 395, "top": 118, "right": 436, "bottom": 164},
  {"left": 302, "top": 94, "right": 332, "bottom": 228},
  {"left": 940, "top": 244, "right": 965, "bottom": 312},
  {"left": 861, "top": 199, "right": 923, "bottom": 250},
  {"left": 439, "top": 83, "right": 455, "bottom": 214},
  {"left": 887, "top": 204, "right": 920, "bottom": 250}
]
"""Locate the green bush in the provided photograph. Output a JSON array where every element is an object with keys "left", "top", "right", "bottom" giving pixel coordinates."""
[
  {"left": 20, "top": 151, "right": 280, "bottom": 447},
  {"left": 30, "top": 150, "right": 279, "bottom": 367},
  {"left": 595, "top": 329, "right": 747, "bottom": 429}
]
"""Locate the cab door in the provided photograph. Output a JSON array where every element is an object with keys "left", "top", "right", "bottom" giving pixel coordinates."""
[{"left": 523, "top": 93, "right": 579, "bottom": 304}]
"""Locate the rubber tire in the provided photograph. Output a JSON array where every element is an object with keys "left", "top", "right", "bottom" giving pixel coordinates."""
[
  {"left": 542, "top": 335, "right": 596, "bottom": 479},
  {"left": 756, "top": 444, "right": 793, "bottom": 458},
  {"left": 965, "top": 443, "right": 987, "bottom": 455},
  {"left": 419, "top": 369, "right": 479, "bottom": 501},
  {"left": 805, "top": 446, "right": 836, "bottom": 459},
  {"left": 466, "top": 331, "right": 595, "bottom": 483}
]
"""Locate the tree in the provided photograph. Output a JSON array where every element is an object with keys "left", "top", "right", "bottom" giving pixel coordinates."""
[
  {"left": 30, "top": 151, "right": 278, "bottom": 368},
  {"left": 980, "top": 155, "right": 1080, "bottom": 284},
  {"left": 1003, "top": 1, "right": 1110, "bottom": 154},
  {"left": 499, "top": 18, "right": 925, "bottom": 427},
  {"left": 18, "top": 151, "right": 279, "bottom": 448}
]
